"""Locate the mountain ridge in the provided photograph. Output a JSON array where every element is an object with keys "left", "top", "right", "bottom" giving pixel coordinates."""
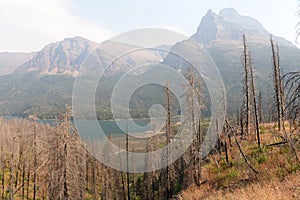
[
  {"left": 192, "top": 8, "right": 294, "bottom": 47},
  {"left": 0, "top": 8, "right": 299, "bottom": 118},
  {"left": 0, "top": 7, "right": 297, "bottom": 77}
]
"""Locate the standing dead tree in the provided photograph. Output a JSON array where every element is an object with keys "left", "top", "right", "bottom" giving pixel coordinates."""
[
  {"left": 47, "top": 111, "right": 85, "bottom": 199},
  {"left": 242, "top": 34, "right": 251, "bottom": 135},
  {"left": 165, "top": 81, "right": 172, "bottom": 199},
  {"left": 284, "top": 71, "right": 300, "bottom": 126},
  {"left": 33, "top": 125, "right": 37, "bottom": 200},
  {"left": 183, "top": 67, "right": 204, "bottom": 186},
  {"left": 283, "top": 71, "right": 300, "bottom": 158},
  {"left": 270, "top": 36, "right": 284, "bottom": 132},
  {"left": 249, "top": 52, "right": 261, "bottom": 147},
  {"left": 258, "top": 92, "right": 263, "bottom": 123},
  {"left": 270, "top": 38, "right": 300, "bottom": 163},
  {"left": 240, "top": 35, "right": 260, "bottom": 147},
  {"left": 143, "top": 135, "right": 157, "bottom": 200},
  {"left": 101, "top": 135, "right": 114, "bottom": 200},
  {"left": 126, "top": 121, "right": 130, "bottom": 200}
]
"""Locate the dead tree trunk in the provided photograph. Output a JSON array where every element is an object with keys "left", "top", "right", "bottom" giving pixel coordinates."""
[
  {"left": 1, "top": 145, "right": 5, "bottom": 200},
  {"left": 21, "top": 163, "right": 25, "bottom": 200},
  {"left": 9, "top": 142, "right": 14, "bottom": 200},
  {"left": 33, "top": 125, "right": 37, "bottom": 200},
  {"left": 258, "top": 92, "right": 263, "bottom": 123},
  {"left": 271, "top": 35, "right": 283, "bottom": 132},
  {"left": 249, "top": 53, "right": 261, "bottom": 147},
  {"left": 126, "top": 120, "right": 130, "bottom": 200},
  {"left": 223, "top": 125, "right": 229, "bottom": 164},
  {"left": 118, "top": 141, "right": 126, "bottom": 200},
  {"left": 165, "top": 81, "right": 172, "bottom": 199},
  {"left": 243, "top": 34, "right": 251, "bottom": 135},
  {"left": 26, "top": 164, "right": 30, "bottom": 200},
  {"left": 240, "top": 107, "right": 244, "bottom": 136}
]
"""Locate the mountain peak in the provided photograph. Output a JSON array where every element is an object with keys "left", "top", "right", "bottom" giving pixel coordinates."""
[
  {"left": 62, "top": 36, "right": 95, "bottom": 44},
  {"left": 219, "top": 8, "right": 242, "bottom": 22},
  {"left": 191, "top": 9, "right": 223, "bottom": 44},
  {"left": 15, "top": 36, "right": 99, "bottom": 76},
  {"left": 219, "top": 8, "right": 240, "bottom": 19},
  {"left": 206, "top": 9, "right": 217, "bottom": 16},
  {"left": 192, "top": 8, "right": 270, "bottom": 44}
]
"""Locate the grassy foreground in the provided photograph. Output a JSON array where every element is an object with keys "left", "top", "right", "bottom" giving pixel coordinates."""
[
  {"left": 179, "top": 171, "right": 300, "bottom": 199},
  {"left": 178, "top": 123, "right": 300, "bottom": 200}
]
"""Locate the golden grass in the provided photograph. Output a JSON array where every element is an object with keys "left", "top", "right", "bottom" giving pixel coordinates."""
[
  {"left": 178, "top": 123, "right": 300, "bottom": 200},
  {"left": 179, "top": 172, "right": 300, "bottom": 200}
]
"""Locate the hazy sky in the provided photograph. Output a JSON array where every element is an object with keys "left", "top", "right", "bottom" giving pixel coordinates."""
[{"left": 0, "top": 0, "right": 299, "bottom": 52}]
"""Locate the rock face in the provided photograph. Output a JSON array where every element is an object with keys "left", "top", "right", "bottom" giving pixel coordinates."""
[
  {"left": 14, "top": 37, "right": 164, "bottom": 77},
  {"left": 218, "top": 8, "right": 267, "bottom": 34},
  {"left": 192, "top": 8, "right": 292, "bottom": 46},
  {"left": 15, "top": 37, "right": 98, "bottom": 76}
]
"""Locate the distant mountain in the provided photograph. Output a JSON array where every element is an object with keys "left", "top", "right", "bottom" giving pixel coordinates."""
[
  {"left": 0, "top": 8, "right": 299, "bottom": 118},
  {"left": 0, "top": 37, "right": 164, "bottom": 118},
  {"left": 0, "top": 52, "right": 34, "bottom": 75},
  {"left": 192, "top": 8, "right": 267, "bottom": 43},
  {"left": 192, "top": 8, "right": 293, "bottom": 46},
  {"left": 164, "top": 8, "right": 300, "bottom": 114},
  {"left": 14, "top": 36, "right": 163, "bottom": 77},
  {"left": 15, "top": 37, "right": 98, "bottom": 77}
]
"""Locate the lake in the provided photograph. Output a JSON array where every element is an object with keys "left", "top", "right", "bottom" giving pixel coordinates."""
[{"left": 1, "top": 116, "right": 164, "bottom": 138}]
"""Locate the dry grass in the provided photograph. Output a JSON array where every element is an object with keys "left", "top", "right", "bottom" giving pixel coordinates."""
[
  {"left": 179, "top": 172, "right": 300, "bottom": 199},
  {"left": 178, "top": 123, "right": 300, "bottom": 200}
]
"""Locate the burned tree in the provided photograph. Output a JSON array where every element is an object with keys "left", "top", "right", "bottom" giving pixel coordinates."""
[
  {"left": 242, "top": 34, "right": 251, "bottom": 135},
  {"left": 165, "top": 81, "right": 172, "bottom": 199},
  {"left": 270, "top": 35, "right": 284, "bottom": 132},
  {"left": 284, "top": 71, "right": 300, "bottom": 132},
  {"left": 249, "top": 52, "right": 261, "bottom": 147}
]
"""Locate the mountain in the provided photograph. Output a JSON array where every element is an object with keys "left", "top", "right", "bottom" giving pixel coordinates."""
[
  {"left": 14, "top": 36, "right": 163, "bottom": 77},
  {"left": 192, "top": 8, "right": 293, "bottom": 46},
  {"left": 0, "top": 8, "right": 299, "bottom": 118},
  {"left": 192, "top": 8, "right": 267, "bottom": 43},
  {"left": 164, "top": 8, "right": 300, "bottom": 114},
  {"left": 15, "top": 37, "right": 98, "bottom": 77},
  {"left": 0, "top": 37, "right": 165, "bottom": 118},
  {"left": 0, "top": 52, "right": 34, "bottom": 75}
]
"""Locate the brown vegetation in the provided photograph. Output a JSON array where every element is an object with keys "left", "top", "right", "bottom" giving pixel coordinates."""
[
  {"left": 178, "top": 122, "right": 300, "bottom": 200},
  {"left": 179, "top": 171, "right": 300, "bottom": 200}
]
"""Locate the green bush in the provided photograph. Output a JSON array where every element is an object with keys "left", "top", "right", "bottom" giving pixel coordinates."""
[{"left": 257, "top": 154, "right": 267, "bottom": 164}]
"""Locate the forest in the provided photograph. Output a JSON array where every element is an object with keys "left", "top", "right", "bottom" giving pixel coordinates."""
[{"left": 0, "top": 35, "right": 299, "bottom": 200}]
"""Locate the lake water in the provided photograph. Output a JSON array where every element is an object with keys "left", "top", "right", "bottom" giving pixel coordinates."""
[
  {"left": 1, "top": 116, "right": 185, "bottom": 141},
  {"left": 75, "top": 119, "right": 153, "bottom": 139},
  {"left": 2, "top": 116, "right": 159, "bottom": 138}
]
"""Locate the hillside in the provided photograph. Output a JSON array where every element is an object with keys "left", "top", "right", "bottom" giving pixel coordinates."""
[
  {"left": 1, "top": 115, "right": 299, "bottom": 199},
  {"left": 179, "top": 171, "right": 300, "bottom": 199},
  {"left": 178, "top": 122, "right": 300, "bottom": 199}
]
